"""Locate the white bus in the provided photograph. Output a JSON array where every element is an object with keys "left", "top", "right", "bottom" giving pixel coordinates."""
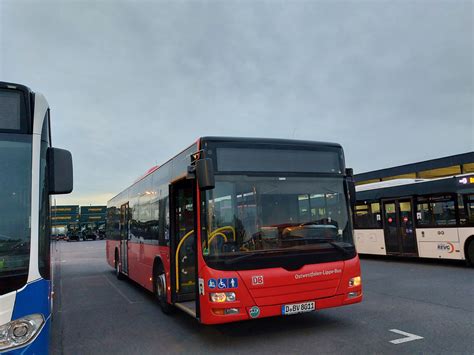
[{"left": 354, "top": 174, "right": 474, "bottom": 264}]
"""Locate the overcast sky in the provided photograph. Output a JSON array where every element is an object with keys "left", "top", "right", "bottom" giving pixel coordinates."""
[{"left": 1, "top": 0, "right": 472, "bottom": 205}]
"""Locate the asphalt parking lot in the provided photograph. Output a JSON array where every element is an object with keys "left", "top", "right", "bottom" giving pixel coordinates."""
[{"left": 51, "top": 240, "right": 473, "bottom": 354}]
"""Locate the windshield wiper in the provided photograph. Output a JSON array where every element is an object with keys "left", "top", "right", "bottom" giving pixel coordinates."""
[
  {"left": 223, "top": 250, "right": 282, "bottom": 265},
  {"left": 318, "top": 240, "right": 352, "bottom": 256},
  {"left": 282, "top": 237, "right": 351, "bottom": 256}
]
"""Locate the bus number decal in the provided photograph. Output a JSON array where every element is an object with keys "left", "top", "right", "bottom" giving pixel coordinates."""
[{"left": 252, "top": 275, "right": 264, "bottom": 286}]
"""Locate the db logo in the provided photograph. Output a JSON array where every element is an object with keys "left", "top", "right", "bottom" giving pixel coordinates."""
[
  {"left": 252, "top": 275, "right": 264, "bottom": 286},
  {"left": 437, "top": 242, "right": 454, "bottom": 253}
]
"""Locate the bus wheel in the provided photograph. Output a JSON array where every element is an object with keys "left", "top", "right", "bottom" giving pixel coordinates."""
[
  {"left": 467, "top": 239, "right": 474, "bottom": 266},
  {"left": 154, "top": 267, "right": 174, "bottom": 314},
  {"left": 115, "top": 253, "right": 124, "bottom": 280}
]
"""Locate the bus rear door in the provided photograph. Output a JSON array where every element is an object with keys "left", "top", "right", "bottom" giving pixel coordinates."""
[{"left": 119, "top": 202, "right": 129, "bottom": 274}]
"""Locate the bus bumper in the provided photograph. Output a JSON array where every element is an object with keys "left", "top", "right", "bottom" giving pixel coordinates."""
[{"left": 201, "top": 292, "right": 362, "bottom": 324}]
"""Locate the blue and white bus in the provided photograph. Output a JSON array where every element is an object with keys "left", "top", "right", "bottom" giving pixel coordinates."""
[{"left": 0, "top": 81, "right": 73, "bottom": 354}]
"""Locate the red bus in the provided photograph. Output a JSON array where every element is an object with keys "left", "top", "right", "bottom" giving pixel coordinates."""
[{"left": 106, "top": 137, "right": 362, "bottom": 324}]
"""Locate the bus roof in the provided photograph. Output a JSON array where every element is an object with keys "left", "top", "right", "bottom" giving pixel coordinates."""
[
  {"left": 133, "top": 137, "right": 342, "bottom": 188},
  {"left": 356, "top": 173, "right": 474, "bottom": 201},
  {"left": 200, "top": 136, "right": 342, "bottom": 149},
  {"left": 0, "top": 81, "right": 33, "bottom": 94},
  {"left": 356, "top": 178, "right": 429, "bottom": 191},
  {"left": 111, "top": 137, "right": 344, "bottom": 205}
]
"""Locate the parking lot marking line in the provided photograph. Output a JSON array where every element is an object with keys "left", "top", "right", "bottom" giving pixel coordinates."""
[
  {"left": 369, "top": 290, "right": 469, "bottom": 312},
  {"left": 103, "top": 274, "right": 140, "bottom": 304},
  {"left": 389, "top": 329, "right": 424, "bottom": 344}
]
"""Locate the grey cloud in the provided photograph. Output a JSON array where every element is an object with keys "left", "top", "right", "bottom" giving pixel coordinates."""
[{"left": 1, "top": 0, "right": 472, "bottom": 204}]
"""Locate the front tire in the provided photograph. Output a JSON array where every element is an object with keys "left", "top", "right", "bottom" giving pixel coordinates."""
[{"left": 154, "top": 268, "right": 174, "bottom": 314}]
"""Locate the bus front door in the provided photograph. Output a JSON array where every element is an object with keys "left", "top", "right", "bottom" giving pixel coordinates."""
[
  {"left": 170, "top": 179, "right": 196, "bottom": 306},
  {"left": 382, "top": 199, "right": 418, "bottom": 256},
  {"left": 120, "top": 202, "right": 129, "bottom": 274}
]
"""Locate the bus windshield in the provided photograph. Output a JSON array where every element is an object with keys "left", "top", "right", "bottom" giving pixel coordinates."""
[
  {"left": 0, "top": 134, "right": 32, "bottom": 295},
  {"left": 202, "top": 175, "right": 355, "bottom": 269}
]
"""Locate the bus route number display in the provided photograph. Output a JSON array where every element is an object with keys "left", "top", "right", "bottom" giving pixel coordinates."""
[{"left": 458, "top": 176, "right": 474, "bottom": 186}]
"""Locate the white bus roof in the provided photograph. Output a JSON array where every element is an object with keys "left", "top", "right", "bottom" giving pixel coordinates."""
[{"left": 356, "top": 173, "right": 474, "bottom": 192}]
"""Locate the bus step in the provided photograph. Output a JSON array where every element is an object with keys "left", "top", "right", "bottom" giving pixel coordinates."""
[{"left": 175, "top": 301, "right": 196, "bottom": 318}]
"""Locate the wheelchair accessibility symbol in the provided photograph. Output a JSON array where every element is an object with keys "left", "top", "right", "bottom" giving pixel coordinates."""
[{"left": 217, "top": 278, "right": 228, "bottom": 289}]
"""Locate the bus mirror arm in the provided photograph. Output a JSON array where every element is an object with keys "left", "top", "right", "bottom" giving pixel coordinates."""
[
  {"left": 345, "top": 168, "right": 356, "bottom": 210},
  {"left": 47, "top": 147, "right": 73, "bottom": 195},
  {"left": 186, "top": 165, "right": 196, "bottom": 180},
  {"left": 196, "top": 158, "right": 215, "bottom": 190}
]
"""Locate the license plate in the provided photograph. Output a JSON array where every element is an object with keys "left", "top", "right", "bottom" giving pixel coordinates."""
[{"left": 281, "top": 301, "right": 315, "bottom": 315}]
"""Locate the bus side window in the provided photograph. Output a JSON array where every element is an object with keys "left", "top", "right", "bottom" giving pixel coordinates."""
[
  {"left": 158, "top": 196, "right": 170, "bottom": 246},
  {"left": 458, "top": 195, "right": 467, "bottom": 225},
  {"left": 416, "top": 198, "right": 432, "bottom": 226},
  {"left": 432, "top": 198, "right": 456, "bottom": 226},
  {"left": 461, "top": 194, "right": 474, "bottom": 225},
  {"left": 354, "top": 201, "right": 381, "bottom": 229},
  {"left": 371, "top": 202, "right": 382, "bottom": 228},
  {"left": 354, "top": 204, "right": 369, "bottom": 228}
]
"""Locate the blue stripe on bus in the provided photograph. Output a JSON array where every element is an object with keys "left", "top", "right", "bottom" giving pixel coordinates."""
[{"left": 4, "top": 278, "right": 51, "bottom": 354}]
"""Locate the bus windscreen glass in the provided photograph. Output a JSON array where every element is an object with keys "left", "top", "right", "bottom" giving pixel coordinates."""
[
  {"left": 0, "top": 89, "right": 25, "bottom": 131},
  {"left": 216, "top": 147, "right": 342, "bottom": 174},
  {"left": 0, "top": 134, "right": 32, "bottom": 295},
  {"left": 202, "top": 175, "right": 355, "bottom": 270}
]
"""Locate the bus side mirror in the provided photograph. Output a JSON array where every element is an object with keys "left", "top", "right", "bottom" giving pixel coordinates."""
[
  {"left": 196, "top": 158, "right": 215, "bottom": 191},
  {"left": 346, "top": 168, "right": 356, "bottom": 210},
  {"left": 48, "top": 147, "right": 73, "bottom": 194}
]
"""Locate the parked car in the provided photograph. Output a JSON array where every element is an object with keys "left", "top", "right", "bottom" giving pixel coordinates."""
[
  {"left": 66, "top": 228, "right": 81, "bottom": 242},
  {"left": 81, "top": 227, "right": 97, "bottom": 241},
  {"left": 97, "top": 225, "right": 106, "bottom": 240}
]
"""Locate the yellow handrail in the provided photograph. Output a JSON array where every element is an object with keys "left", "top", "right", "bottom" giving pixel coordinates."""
[
  {"left": 175, "top": 225, "right": 236, "bottom": 291},
  {"left": 208, "top": 232, "right": 227, "bottom": 244},
  {"left": 175, "top": 229, "right": 194, "bottom": 291},
  {"left": 211, "top": 226, "right": 236, "bottom": 241}
]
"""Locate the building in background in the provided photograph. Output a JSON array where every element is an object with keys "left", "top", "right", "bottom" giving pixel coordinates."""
[
  {"left": 80, "top": 206, "right": 107, "bottom": 240},
  {"left": 355, "top": 152, "right": 474, "bottom": 185},
  {"left": 50, "top": 205, "right": 106, "bottom": 240},
  {"left": 51, "top": 205, "right": 79, "bottom": 237}
]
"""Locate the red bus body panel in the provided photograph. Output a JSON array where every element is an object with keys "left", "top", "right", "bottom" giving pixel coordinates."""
[
  {"left": 198, "top": 256, "right": 362, "bottom": 324},
  {"left": 107, "top": 240, "right": 172, "bottom": 300},
  {"left": 108, "top": 236, "right": 362, "bottom": 324}
]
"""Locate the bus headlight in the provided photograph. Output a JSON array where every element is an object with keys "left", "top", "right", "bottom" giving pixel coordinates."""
[
  {"left": 210, "top": 292, "right": 236, "bottom": 303},
  {"left": 0, "top": 314, "right": 44, "bottom": 351},
  {"left": 225, "top": 292, "right": 236, "bottom": 302},
  {"left": 349, "top": 276, "right": 361, "bottom": 287}
]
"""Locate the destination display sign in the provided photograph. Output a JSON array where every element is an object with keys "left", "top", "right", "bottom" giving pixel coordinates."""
[{"left": 0, "top": 89, "right": 25, "bottom": 132}]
